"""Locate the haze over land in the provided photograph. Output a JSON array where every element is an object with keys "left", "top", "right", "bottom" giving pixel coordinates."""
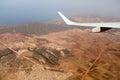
[{"left": 0, "top": 0, "right": 120, "bottom": 24}]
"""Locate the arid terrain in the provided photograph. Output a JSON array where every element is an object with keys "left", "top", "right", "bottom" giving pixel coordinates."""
[{"left": 0, "top": 16, "right": 120, "bottom": 80}]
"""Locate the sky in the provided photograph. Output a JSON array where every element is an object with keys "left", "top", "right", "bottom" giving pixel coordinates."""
[{"left": 0, "top": 0, "right": 120, "bottom": 24}]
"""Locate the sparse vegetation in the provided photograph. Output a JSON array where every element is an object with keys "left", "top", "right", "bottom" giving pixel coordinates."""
[{"left": 0, "top": 21, "right": 120, "bottom": 80}]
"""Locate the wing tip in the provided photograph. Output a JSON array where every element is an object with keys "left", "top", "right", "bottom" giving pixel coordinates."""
[{"left": 57, "top": 11, "right": 73, "bottom": 25}]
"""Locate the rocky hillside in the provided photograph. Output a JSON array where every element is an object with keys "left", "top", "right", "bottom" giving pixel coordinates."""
[
  {"left": 0, "top": 16, "right": 120, "bottom": 80},
  {"left": 0, "top": 27, "right": 120, "bottom": 80}
]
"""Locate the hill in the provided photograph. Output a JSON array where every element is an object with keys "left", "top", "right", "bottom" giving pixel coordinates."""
[{"left": 0, "top": 16, "right": 120, "bottom": 80}]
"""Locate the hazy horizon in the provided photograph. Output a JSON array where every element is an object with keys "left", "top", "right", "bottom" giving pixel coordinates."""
[{"left": 0, "top": 0, "right": 120, "bottom": 24}]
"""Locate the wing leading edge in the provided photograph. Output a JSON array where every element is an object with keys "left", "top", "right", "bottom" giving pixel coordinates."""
[{"left": 58, "top": 11, "right": 120, "bottom": 32}]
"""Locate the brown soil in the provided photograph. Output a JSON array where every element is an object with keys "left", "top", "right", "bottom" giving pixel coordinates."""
[{"left": 0, "top": 26, "right": 120, "bottom": 80}]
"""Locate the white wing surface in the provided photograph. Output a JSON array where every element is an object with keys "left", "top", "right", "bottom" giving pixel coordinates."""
[{"left": 58, "top": 11, "right": 120, "bottom": 32}]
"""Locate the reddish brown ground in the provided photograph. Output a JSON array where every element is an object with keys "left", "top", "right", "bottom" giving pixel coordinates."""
[{"left": 0, "top": 28, "right": 120, "bottom": 80}]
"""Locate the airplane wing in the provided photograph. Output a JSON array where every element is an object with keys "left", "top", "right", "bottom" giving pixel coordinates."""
[{"left": 58, "top": 11, "right": 120, "bottom": 32}]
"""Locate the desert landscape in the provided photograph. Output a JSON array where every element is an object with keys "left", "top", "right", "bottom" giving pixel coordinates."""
[{"left": 0, "top": 16, "right": 120, "bottom": 80}]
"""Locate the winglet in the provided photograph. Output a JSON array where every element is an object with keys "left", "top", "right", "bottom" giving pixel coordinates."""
[{"left": 58, "top": 11, "right": 74, "bottom": 25}]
